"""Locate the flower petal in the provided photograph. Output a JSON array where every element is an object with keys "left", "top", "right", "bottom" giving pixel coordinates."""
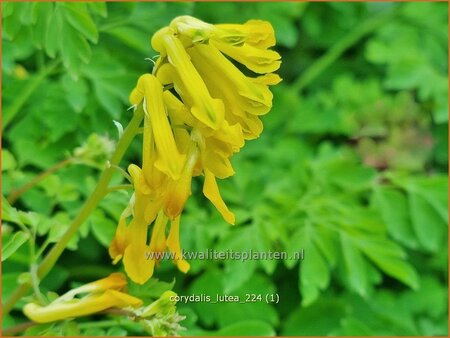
[
  {"left": 203, "top": 169, "right": 235, "bottom": 224},
  {"left": 109, "top": 214, "right": 130, "bottom": 264},
  {"left": 164, "top": 143, "right": 199, "bottom": 219},
  {"left": 212, "top": 40, "right": 281, "bottom": 74},
  {"left": 149, "top": 211, "right": 168, "bottom": 254},
  {"left": 166, "top": 216, "right": 190, "bottom": 273},
  {"left": 123, "top": 218, "right": 154, "bottom": 285},
  {"left": 136, "top": 74, "right": 186, "bottom": 181}
]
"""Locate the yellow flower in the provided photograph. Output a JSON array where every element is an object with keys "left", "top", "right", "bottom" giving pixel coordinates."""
[
  {"left": 151, "top": 28, "right": 225, "bottom": 130},
  {"left": 170, "top": 16, "right": 276, "bottom": 49},
  {"left": 132, "top": 74, "right": 186, "bottom": 181},
  {"left": 214, "top": 19, "right": 276, "bottom": 48},
  {"left": 112, "top": 165, "right": 155, "bottom": 285},
  {"left": 23, "top": 273, "right": 142, "bottom": 323},
  {"left": 211, "top": 40, "right": 281, "bottom": 74}
]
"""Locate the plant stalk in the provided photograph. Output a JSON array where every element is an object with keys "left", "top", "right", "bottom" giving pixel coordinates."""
[{"left": 7, "top": 158, "right": 74, "bottom": 205}]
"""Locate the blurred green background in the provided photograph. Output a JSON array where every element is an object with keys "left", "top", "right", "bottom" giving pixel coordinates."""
[{"left": 2, "top": 1, "right": 448, "bottom": 336}]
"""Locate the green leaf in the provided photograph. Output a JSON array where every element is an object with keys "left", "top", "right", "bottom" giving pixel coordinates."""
[
  {"left": 216, "top": 226, "right": 258, "bottom": 293},
  {"left": 60, "top": 22, "right": 91, "bottom": 77},
  {"left": 89, "top": 209, "right": 116, "bottom": 247},
  {"left": 372, "top": 186, "right": 419, "bottom": 248},
  {"left": 290, "top": 223, "right": 331, "bottom": 306},
  {"left": 87, "top": 2, "right": 107, "bottom": 18},
  {"left": 1, "top": 150, "right": 17, "bottom": 171},
  {"left": 2, "top": 231, "right": 30, "bottom": 261},
  {"left": 340, "top": 234, "right": 370, "bottom": 297},
  {"left": 1, "top": 196, "right": 23, "bottom": 225},
  {"left": 409, "top": 192, "right": 446, "bottom": 252},
  {"left": 61, "top": 74, "right": 88, "bottom": 112},
  {"left": 363, "top": 249, "right": 419, "bottom": 289},
  {"left": 31, "top": 2, "right": 53, "bottom": 49},
  {"left": 300, "top": 237, "right": 330, "bottom": 306},
  {"left": 44, "top": 6, "right": 61, "bottom": 58},
  {"left": 60, "top": 3, "right": 99, "bottom": 43},
  {"left": 407, "top": 176, "right": 448, "bottom": 221},
  {"left": 82, "top": 51, "right": 134, "bottom": 118}
]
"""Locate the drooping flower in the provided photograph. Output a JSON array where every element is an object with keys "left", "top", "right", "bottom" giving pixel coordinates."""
[
  {"left": 23, "top": 273, "right": 142, "bottom": 323},
  {"left": 110, "top": 15, "right": 281, "bottom": 284}
]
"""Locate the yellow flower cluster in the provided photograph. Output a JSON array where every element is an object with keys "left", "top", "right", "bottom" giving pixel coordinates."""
[{"left": 109, "top": 16, "right": 281, "bottom": 284}]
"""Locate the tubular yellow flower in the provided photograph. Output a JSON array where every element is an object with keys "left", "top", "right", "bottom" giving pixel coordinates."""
[
  {"left": 163, "top": 91, "right": 195, "bottom": 128},
  {"left": 120, "top": 165, "right": 155, "bottom": 284},
  {"left": 23, "top": 273, "right": 142, "bottom": 323},
  {"left": 151, "top": 29, "right": 225, "bottom": 130},
  {"left": 57, "top": 272, "right": 128, "bottom": 302},
  {"left": 139, "top": 74, "right": 186, "bottom": 181},
  {"left": 170, "top": 16, "right": 276, "bottom": 49},
  {"left": 214, "top": 19, "right": 276, "bottom": 48},
  {"left": 211, "top": 40, "right": 281, "bottom": 74},
  {"left": 24, "top": 291, "right": 142, "bottom": 323},
  {"left": 141, "top": 104, "right": 167, "bottom": 196}
]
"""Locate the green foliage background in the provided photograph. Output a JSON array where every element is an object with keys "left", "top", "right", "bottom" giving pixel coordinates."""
[{"left": 2, "top": 1, "right": 448, "bottom": 336}]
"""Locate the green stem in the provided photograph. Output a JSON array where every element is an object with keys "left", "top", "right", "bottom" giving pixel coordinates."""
[
  {"left": 2, "top": 106, "right": 144, "bottom": 316},
  {"left": 3, "top": 60, "right": 60, "bottom": 130},
  {"left": 7, "top": 158, "right": 74, "bottom": 205},
  {"left": 293, "top": 8, "right": 397, "bottom": 93}
]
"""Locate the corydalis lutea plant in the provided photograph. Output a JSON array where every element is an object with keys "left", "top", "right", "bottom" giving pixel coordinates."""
[
  {"left": 20, "top": 15, "right": 280, "bottom": 333},
  {"left": 110, "top": 16, "right": 282, "bottom": 284}
]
